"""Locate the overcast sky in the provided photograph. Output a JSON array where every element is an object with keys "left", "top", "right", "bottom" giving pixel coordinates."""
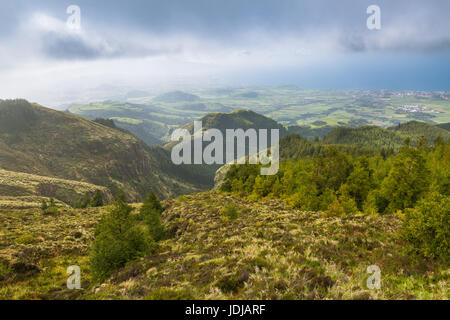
[{"left": 0, "top": 0, "right": 449, "bottom": 105}]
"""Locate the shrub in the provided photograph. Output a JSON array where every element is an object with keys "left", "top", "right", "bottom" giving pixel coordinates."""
[
  {"left": 324, "top": 198, "right": 346, "bottom": 217},
  {"left": 222, "top": 203, "right": 239, "bottom": 220},
  {"left": 74, "top": 192, "right": 91, "bottom": 208},
  {"left": 14, "top": 233, "right": 35, "bottom": 245},
  {"left": 42, "top": 206, "right": 58, "bottom": 215},
  {"left": 401, "top": 192, "right": 449, "bottom": 263},
  {"left": 139, "top": 191, "right": 165, "bottom": 241},
  {"left": 90, "top": 190, "right": 104, "bottom": 207},
  {"left": 0, "top": 259, "right": 11, "bottom": 281},
  {"left": 41, "top": 197, "right": 58, "bottom": 215},
  {"left": 216, "top": 272, "right": 249, "bottom": 294},
  {"left": 40, "top": 199, "right": 48, "bottom": 211},
  {"left": 90, "top": 195, "right": 154, "bottom": 281}
]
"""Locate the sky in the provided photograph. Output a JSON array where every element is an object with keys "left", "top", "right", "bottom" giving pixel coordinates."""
[{"left": 0, "top": 0, "right": 449, "bottom": 105}]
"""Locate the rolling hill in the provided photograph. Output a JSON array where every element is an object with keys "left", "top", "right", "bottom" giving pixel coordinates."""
[
  {"left": 0, "top": 99, "right": 209, "bottom": 202},
  {"left": 436, "top": 122, "right": 450, "bottom": 131},
  {"left": 389, "top": 120, "right": 450, "bottom": 142},
  {"left": 153, "top": 91, "right": 200, "bottom": 103},
  {"left": 163, "top": 109, "right": 288, "bottom": 185},
  {"left": 322, "top": 121, "right": 449, "bottom": 149}
]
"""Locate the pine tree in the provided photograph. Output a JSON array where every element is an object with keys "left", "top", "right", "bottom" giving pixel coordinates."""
[
  {"left": 139, "top": 191, "right": 165, "bottom": 241},
  {"left": 90, "top": 193, "right": 153, "bottom": 281},
  {"left": 90, "top": 190, "right": 104, "bottom": 207}
]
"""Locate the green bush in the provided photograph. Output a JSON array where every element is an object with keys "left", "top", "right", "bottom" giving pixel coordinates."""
[
  {"left": 74, "top": 192, "right": 91, "bottom": 208},
  {"left": 0, "top": 259, "right": 11, "bottom": 281},
  {"left": 216, "top": 272, "right": 249, "bottom": 294},
  {"left": 90, "top": 196, "right": 154, "bottom": 281},
  {"left": 14, "top": 233, "right": 35, "bottom": 245},
  {"left": 42, "top": 206, "right": 58, "bottom": 215},
  {"left": 90, "top": 190, "right": 104, "bottom": 207},
  {"left": 222, "top": 203, "right": 239, "bottom": 219},
  {"left": 402, "top": 192, "right": 449, "bottom": 263},
  {"left": 139, "top": 191, "right": 165, "bottom": 241},
  {"left": 40, "top": 199, "right": 48, "bottom": 211}
]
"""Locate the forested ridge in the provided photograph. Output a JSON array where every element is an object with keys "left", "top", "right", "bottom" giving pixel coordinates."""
[{"left": 221, "top": 137, "right": 449, "bottom": 262}]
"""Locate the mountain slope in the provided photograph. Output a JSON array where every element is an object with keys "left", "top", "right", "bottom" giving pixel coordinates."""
[
  {"left": 322, "top": 121, "right": 449, "bottom": 148},
  {"left": 185, "top": 109, "right": 287, "bottom": 135},
  {"left": 389, "top": 120, "right": 450, "bottom": 142},
  {"left": 436, "top": 122, "right": 450, "bottom": 131},
  {"left": 1, "top": 192, "right": 446, "bottom": 299},
  {"left": 0, "top": 99, "right": 208, "bottom": 201},
  {"left": 0, "top": 169, "right": 111, "bottom": 208},
  {"left": 164, "top": 109, "right": 287, "bottom": 149},
  {"left": 163, "top": 109, "right": 287, "bottom": 185},
  {"left": 322, "top": 126, "right": 403, "bottom": 149}
]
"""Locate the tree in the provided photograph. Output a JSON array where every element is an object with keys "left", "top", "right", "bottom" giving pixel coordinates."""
[
  {"left": 74, "top": 192, "right": 92, "bottom": 208},
  {"left": 381, "top": 146, "right": 430, "bottom": 213},
  {"left": 41, "top": 199, "right": 48, "bottom": 211},
  {"left": 252, "top": 176, "right": 265, "bottom": 199},
  {"left": 312, "top": 147, "right": 353, "bottom": 193},
  {"left": 345, "top": 157, "right": 374, "bottom": 210},
  {"left": 42, "top": 198, "right": 57, "bottom": 215},
  {"left": 363, "top": 191, "right": 379, "bottom": 215},
  {"left": 139, "top": 191, "right": 165, "bottom": 241},
  {"left": 90, "top": 194, "right": 153, "bottom": 281},
  {"left": 402, "top": 192, "right": 449, "bottom": 263},
  {"left": 90, "top": 190, "right": 104, "bottom": 207},
  {"left": 324, "top": 198, "right": 346, "bottom": 217}
]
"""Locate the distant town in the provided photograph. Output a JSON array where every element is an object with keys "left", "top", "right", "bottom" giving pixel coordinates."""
[{"left": 397, "top": 105, "right": 441, "bottom": 113}]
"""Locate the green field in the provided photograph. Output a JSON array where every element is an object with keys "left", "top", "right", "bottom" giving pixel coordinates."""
[{"left": 67, "top": 88, "right": 450, "bottom": 145}]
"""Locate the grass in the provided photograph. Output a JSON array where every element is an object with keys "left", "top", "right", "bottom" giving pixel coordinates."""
[
  {"left": 0, "top": 169, "right": 109, "bottom": 208},
  {"left": 0, "top": 192, "right": 447, "bottom": 300}
]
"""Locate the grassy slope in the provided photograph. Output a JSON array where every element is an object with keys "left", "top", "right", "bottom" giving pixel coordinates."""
[
  {"left": 1, "top": 193, "right": 447, "bottom": 300},
  {"left": 0, "top": 169, "right": 111, "bottom": 208},
  {"left": 0, "top": 100, "right": 207, "bottom": 201}
]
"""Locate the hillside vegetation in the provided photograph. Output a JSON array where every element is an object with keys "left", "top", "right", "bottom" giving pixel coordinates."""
[
  {"left": 0, "top": 97, "right": 448, "bottom": 300},
  {"left": 322, "top": 121, "right": 449, "bottom": 149},
  {"left": 0, "top": 193, "right": 447, "bottom": 300},
  {"left": 0, "top": 169, "right": 110, "bottom": 208},
  {"left": 0, "top": 100, "right": 208, "bottom": 201}
]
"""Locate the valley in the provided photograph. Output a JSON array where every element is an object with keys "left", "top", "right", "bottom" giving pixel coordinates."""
[
  {"left": 66, "top": 88, "right": 450, "bottom": 144},
  {"left": 0, "top": 90, "right": 448, "bottom": 300}
]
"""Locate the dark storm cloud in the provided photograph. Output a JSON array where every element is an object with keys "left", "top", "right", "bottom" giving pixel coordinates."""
[
  {"left": 39, "top": 31, "right": 181, "bottom": 60},
  {"left": 1, "top": 0, "right": 450, "bottom": 61},
  {"left": 41, "top": 32, "right": 116, "bottom": 60}
]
